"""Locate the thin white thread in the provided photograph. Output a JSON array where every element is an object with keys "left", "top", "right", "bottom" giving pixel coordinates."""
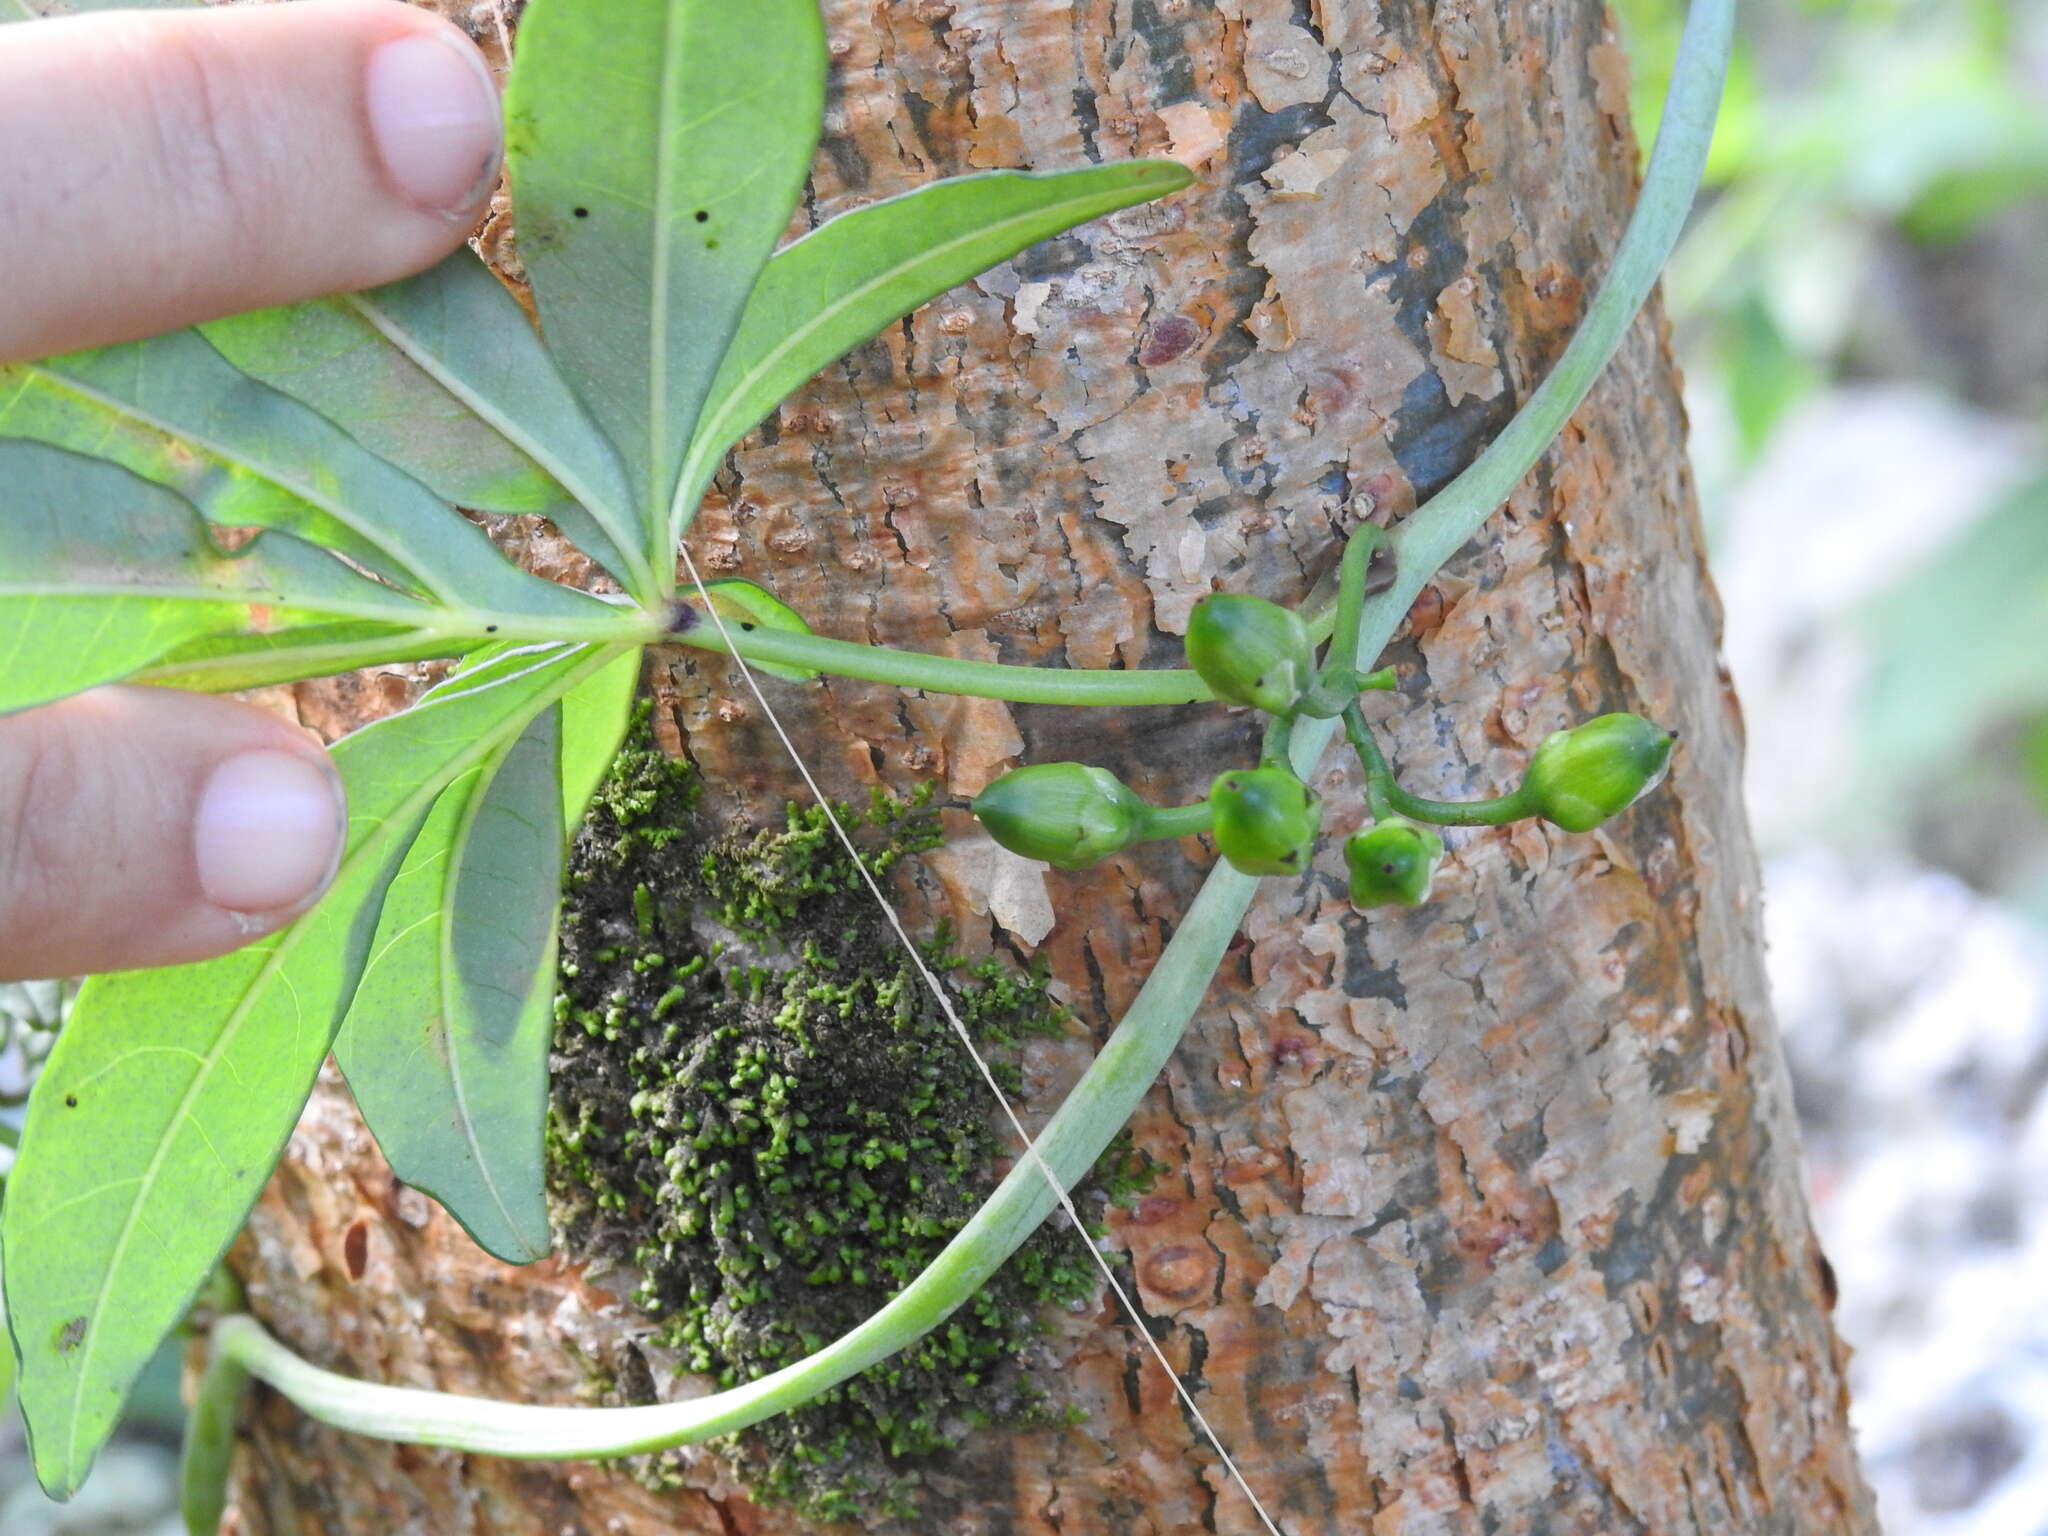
[{"left": 676, "top": 544, "right": 1286, "bottom": 1536}]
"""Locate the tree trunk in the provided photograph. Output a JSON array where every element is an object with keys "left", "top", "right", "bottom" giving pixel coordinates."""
[{"left": 221, "top": 1, "right": 1876, "bottom": 1532}]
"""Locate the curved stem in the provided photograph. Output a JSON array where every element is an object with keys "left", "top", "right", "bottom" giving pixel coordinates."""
[
  {"left": 1356, "top": 0, "right": 1735, "bottom": 650},
  {"left": 1343, "top": 706, "right": 1533, "bottom": 828},
  {"left": 668, "top": 616, "right": 1213, "bottom": 707},
  {"left": 1344, "top": 706, "right": 1398, "bottom": 823},
  {"left": 1387, "top": 785, "right": 1532, "bottom": 828},
  {"left": 216, "top": 856, "right": 1267, "bottom": 1460},
  {"left": 1300, "top": 528, "right": 1379, "bottom": 717},
  {"left": 204, "top": 0, "right": 1731, "bottom": 1460}
]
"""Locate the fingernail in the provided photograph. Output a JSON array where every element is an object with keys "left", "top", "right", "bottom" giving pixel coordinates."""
[
  {"left": 194, "top": 751, "right": 347, "bottom": 915},
  {"left": 365, "top": 29, "right": 503, "bottom": 217}
]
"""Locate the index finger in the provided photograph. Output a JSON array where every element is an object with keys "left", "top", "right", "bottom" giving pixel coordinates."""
[{"left": 0, "top": 0, "right": 503, "bottom": 363}]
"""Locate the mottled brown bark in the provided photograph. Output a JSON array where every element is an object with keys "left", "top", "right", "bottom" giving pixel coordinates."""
[{"left": 222, "top": 1, "right": 1874, "bottom": 1532}]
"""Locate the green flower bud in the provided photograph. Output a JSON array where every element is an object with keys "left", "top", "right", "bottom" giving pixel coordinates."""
[
  {"left": 1522, "top": 712, "right": 1675, "bottom": 832},
  {"left": 1344, "top": 820, "right": 1444, "bottom": 908},
  {"left": 1208, "top": 767, "right": 1320, "bottom": 876},
  {"left": 972, "top": 763, "right": 1147, "bottom": 869},
  {"left": 1185, "top": 594, "right": 1314, "bottom": 714}
]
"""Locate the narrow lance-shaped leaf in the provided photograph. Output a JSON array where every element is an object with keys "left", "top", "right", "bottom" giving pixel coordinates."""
[
  {"left": 0, "top": 442, "right": 432, "bottom": 716},
  {"left": 559, "top": 647, "right": 645, "bottom": 830},
  {"left": 200, "top": 252, "right": 654, "bottom": 598},
  {"left": 503, "top": 0, "right": 827, "bottom": 571},
  {"left": 0, "top": 360, "right": 402, "bottom": 581},
  {"left": 674, "top": 161, "right": 1194, "bottom": 539},
  {"left": 335, "top": 703, "right": 568, "bottom": 1264},
  {"left": 21, "top": 328, "right": 611, "bottom": 624},
  {"left": 0, "top": 641, "right": 631, "bottom": 1498}
]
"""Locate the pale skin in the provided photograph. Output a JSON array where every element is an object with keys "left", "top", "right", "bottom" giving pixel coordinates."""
[{"left": 0, "top": 0, "right": 505, "bottom": 980}]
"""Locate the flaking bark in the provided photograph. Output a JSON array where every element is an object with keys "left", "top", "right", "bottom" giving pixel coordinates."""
[{"left": 221, "top": 1, "right": 1875, "bottom": 1531}]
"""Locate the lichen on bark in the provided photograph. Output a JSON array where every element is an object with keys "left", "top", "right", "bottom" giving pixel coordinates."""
[{"left": 546, "top": 711, "right": 1157, "bottom": 1525}]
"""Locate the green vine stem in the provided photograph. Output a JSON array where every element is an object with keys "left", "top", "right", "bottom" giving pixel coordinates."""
[
  {"left": 666, "top": 614, "right": 1215, "bottom": 706},
  {"left": 208, "top": 0, "right": 1732, "bottom": 1460},
  {"left": 1343, "top": 704, "right": 1533, "bottom": 828},
  {"left": 1298, "top": 527, "right": 1379, "bottom": 717}
]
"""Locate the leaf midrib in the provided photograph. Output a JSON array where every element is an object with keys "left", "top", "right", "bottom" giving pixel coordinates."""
[
  {"left": 0, "top": 578, "right": 422, "bottom": 624},
  {"left": 646, "top": 0, "right": 687, "bottom": 566},
  {"left": 24, "top": 363, "right": 454, "bottom": 603},
  {"left": 340, "top": 293, "right": 655, "bottom": 600}
]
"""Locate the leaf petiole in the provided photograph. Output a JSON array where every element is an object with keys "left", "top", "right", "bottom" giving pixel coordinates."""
[
  {"left": 667, "top": 609, "right": 1213, "bottom": 707},
  {"left": 1297, "top": 527, "right": 1381, "bottom": 718},
  {"left": 1343, "top": 705, "right": 1533, "bottom": 827},
  {"left": 1135, "top": 801, "right": 1213, "bottom": 840}
]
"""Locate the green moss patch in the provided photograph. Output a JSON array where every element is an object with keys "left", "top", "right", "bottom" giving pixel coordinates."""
[{"left": 548, "top": 711, "right": 1157, "bottom": 1523}]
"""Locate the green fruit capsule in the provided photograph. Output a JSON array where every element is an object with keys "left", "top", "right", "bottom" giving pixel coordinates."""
[
  {"left": 1185, "top": 593, "right": 1314, "bottom": 714},
  {"left": 1522, "top": 712, "right": 1675, "bottom": 832},
  {"left": 972, "top": 763, "right": 1147, "bottom": 869},
  {"left": 1344, "top": 820, "right": 1444, "bottom": 908},
  {"left": 1208, "top": 767, "right": 1320, "bottom": 876}
]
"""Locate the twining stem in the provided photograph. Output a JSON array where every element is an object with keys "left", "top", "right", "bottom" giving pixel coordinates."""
[
  {"left": 1344, "top": 704, "right": 1532, "bottom": 828},
  {"left": 1357, "top": 2, "right": 1735, "bottom": 640},
  {"left": 214, "top": 854, "right": 1264, "bottom": 1460},
  {"left": 207, "top": 0, "right": 1732, "bottom": 1460}
]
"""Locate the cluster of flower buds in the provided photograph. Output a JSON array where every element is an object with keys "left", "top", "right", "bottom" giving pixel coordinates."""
[{"left": 968, "top": 554, "right": 1676, "bottom": 912}]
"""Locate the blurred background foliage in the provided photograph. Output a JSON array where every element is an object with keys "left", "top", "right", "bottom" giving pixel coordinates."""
[
  {"left": 5, "top": 2, "right": 2047, "bottom": 1529},
  {"left": 1621, "top": 2, "right": 2048, "bottom": 1532},
  {"left": 1624, "top": 0, "right": 2048, "bottom": 913}
]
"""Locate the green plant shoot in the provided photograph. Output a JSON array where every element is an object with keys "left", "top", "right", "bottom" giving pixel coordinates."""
[
  {"left": 0, "top": 0, "right": 1189, "bottom": 1497},
  {"left": 0, "top": 0, "right": 1735, "bottom": 1518}
]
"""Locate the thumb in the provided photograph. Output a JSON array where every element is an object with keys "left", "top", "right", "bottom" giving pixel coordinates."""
[{"left": 0, "top": 688, "right": 348, "bottom": 982}]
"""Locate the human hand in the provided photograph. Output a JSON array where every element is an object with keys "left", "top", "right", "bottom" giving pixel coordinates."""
[{"left": 0, "top": 0, "right": 504, "bottom": 981}]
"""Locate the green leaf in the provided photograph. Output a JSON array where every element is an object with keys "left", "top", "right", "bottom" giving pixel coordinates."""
[
  {"left": 675, "top": 162, "right": 1194, "bottom": 535},
  {"left": 335, "top": 704, "right": 567, "bottom": 1264},
  {"left": 696, "top": 579, "right": 818, "bottom": 682},
  {"left": 199, "top": 253, "right": 654, "bottom": 598},
  {"left": 12, "top": 329, "right": 611, "bottom": 624},
  {"left": 0, "top": 359, "right": 401, "bottom": 580},
  {"left": 560, "top": 647, "right": 644, "bottom": 829},
  {"left": 0, "top": 442, "right": 432, "bottom": 715},
  {"left": 503, "top": 0, "right": 827, "bottom": 568},
  {"left": 1856, "top": 473, "right": 2048, "bottom": 800},
  {"left": 0, "top": 641, "right": 628, "bottom": 1497}
]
